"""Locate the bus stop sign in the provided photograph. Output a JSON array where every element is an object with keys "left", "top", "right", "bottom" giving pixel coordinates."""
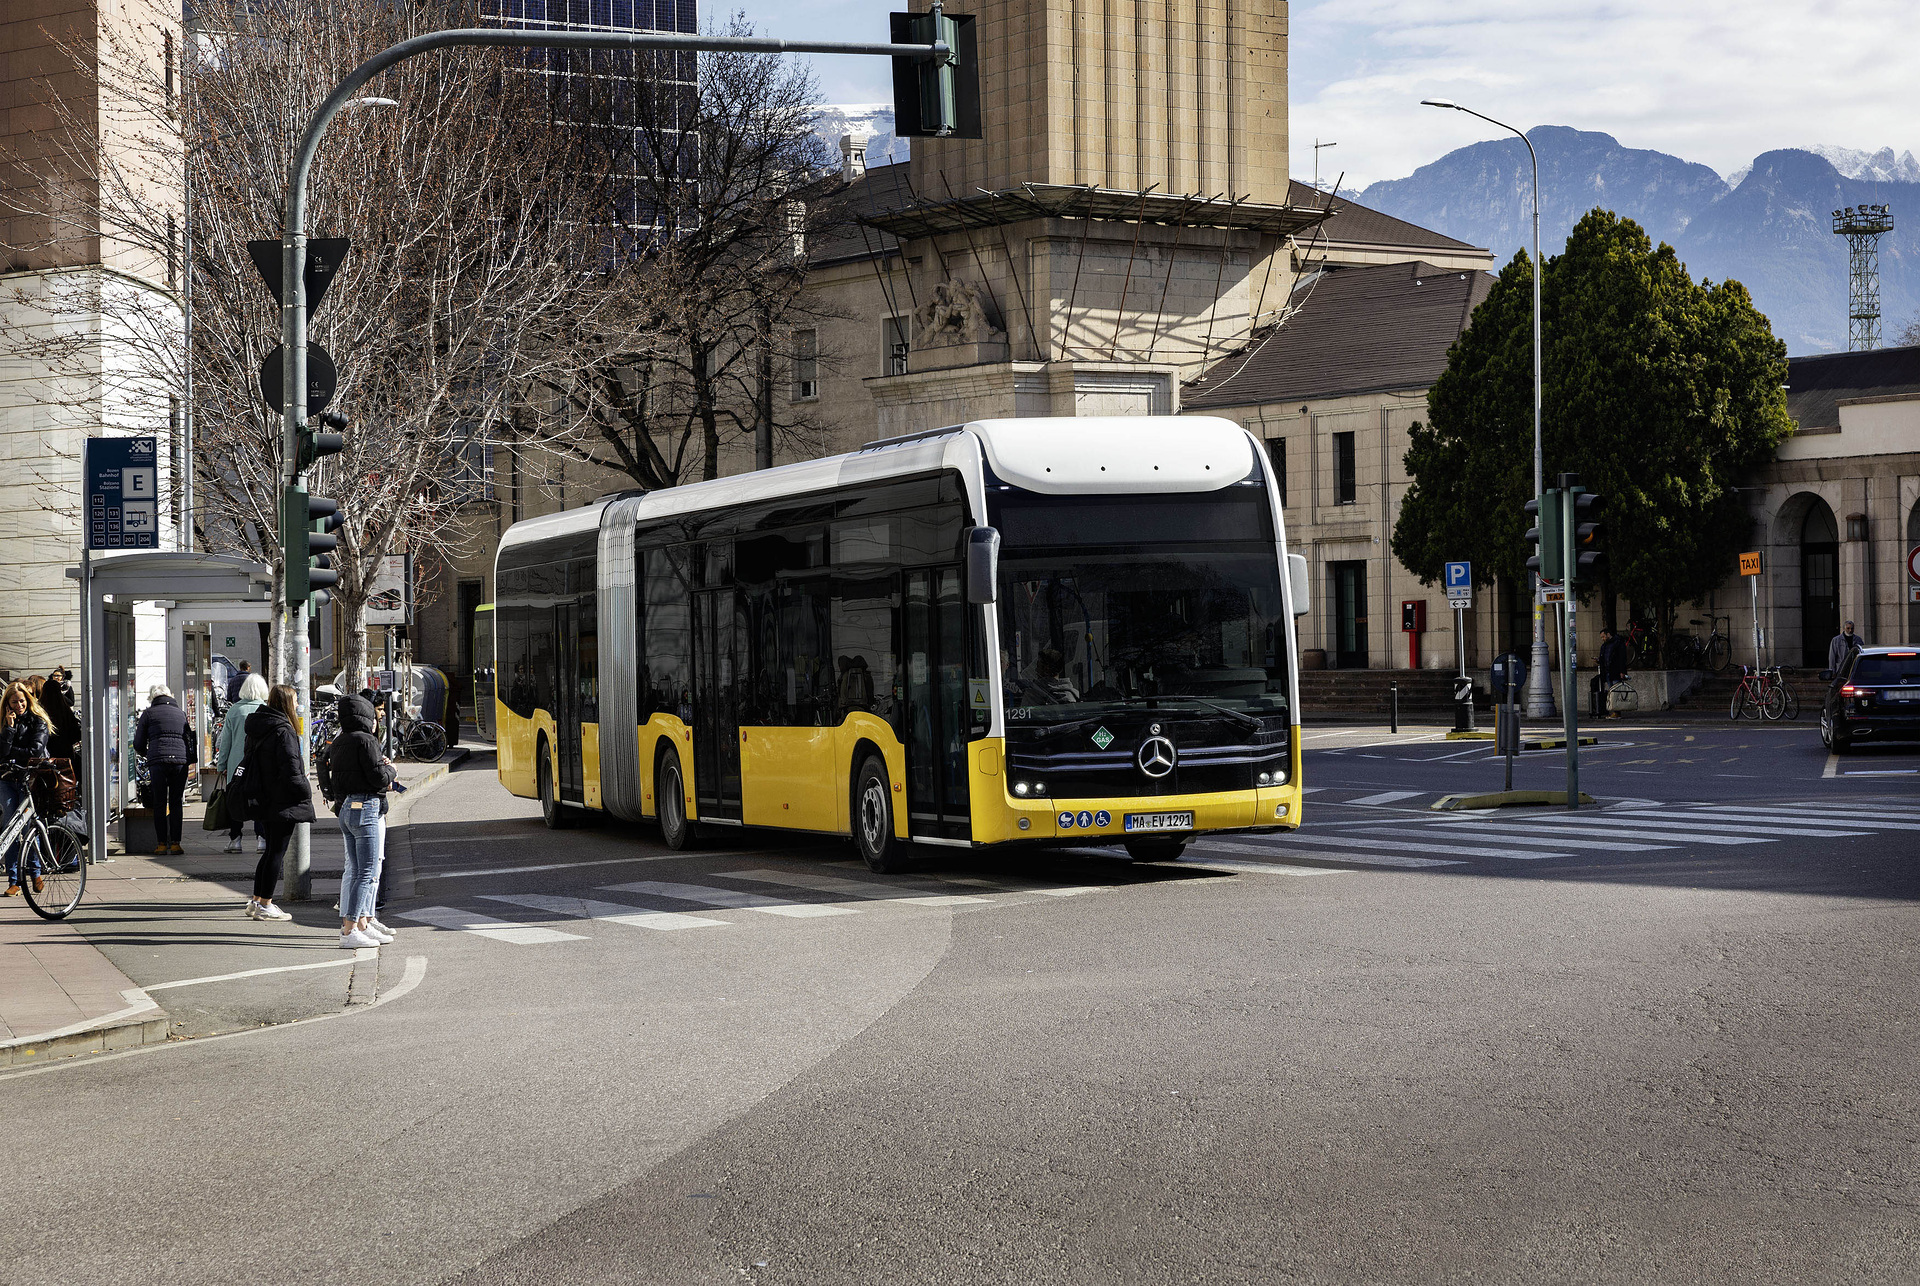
[{"left": 83, "top": 436, "right": 160, "bottom": 550}]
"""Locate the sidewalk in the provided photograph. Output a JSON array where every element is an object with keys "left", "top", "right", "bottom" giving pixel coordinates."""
[{"left": 0, "top": 745, "right": 480, "bottom": 1069}]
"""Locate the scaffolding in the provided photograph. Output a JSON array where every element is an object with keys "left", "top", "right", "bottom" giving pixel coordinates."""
[{"left": 1833, "top": 204, "right": 1895, "bottom": 351}]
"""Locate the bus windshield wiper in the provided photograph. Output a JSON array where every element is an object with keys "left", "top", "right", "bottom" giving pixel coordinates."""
[{"left": 1143, "top": 695, "right": 1265, "bottom": 730}]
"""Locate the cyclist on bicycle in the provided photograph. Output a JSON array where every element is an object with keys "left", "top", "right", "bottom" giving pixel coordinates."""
[{"left": 1, "top": 680, "right": 51, "bottom": 896}]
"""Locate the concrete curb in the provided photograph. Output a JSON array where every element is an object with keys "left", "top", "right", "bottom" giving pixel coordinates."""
[
  {"left": 1431, "top": 790, "right": 1598, "bottom": 811},
  {"left": 385, "top": 746, "right": 474, "bottom": 901},
  {"left": 0, "top": 1001, "right": 170, "bottom": 1070}
]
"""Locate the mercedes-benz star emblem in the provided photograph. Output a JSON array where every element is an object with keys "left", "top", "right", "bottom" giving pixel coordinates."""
[{"left": 1136, "top": 735, "right": 1177, "bottom": 778}]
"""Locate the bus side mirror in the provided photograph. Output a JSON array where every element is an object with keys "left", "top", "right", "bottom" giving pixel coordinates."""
[
  {"left": 966, "top": 527, "right": 1000, "bottom": 605},
  {"left": 1288, "top": 553, "right": 1309, "bottom": 617}
]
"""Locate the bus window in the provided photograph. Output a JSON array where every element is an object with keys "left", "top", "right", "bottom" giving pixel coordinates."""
[
  {"left": 643, "top": 546, "right": 692, "bottom": 721},
  {"left": 832, "top": 573, "right": 898, "bottom": 725}
]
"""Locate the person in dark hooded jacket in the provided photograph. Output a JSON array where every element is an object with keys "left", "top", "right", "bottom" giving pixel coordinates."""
[
  {"left": 238, "top": 684, "right": 314, "bottom": 922},
  {"left": 132, "top": 686, "right": 196, "bottom": 854},
  {"left": 39, "top": 671, "right": 82, "bottom": 767},
  {"left": 326, "top": 694, "right": 397, "bottom": 947}
]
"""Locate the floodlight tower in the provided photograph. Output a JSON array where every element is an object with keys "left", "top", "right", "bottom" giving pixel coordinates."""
[{"left": 1833, "top": 204, "right": 1895, "bottom": 350}]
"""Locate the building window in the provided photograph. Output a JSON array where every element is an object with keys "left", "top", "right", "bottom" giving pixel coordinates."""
[
  {"left": 884, "top": 316, "right": 909, "bottom": 376},
  {"left": 452, "top": 426, "right": 495, "bottom": 504},
  {"left": 1266, "top": 438, "right": 1286, "bottom": 507},
  {"left": 792, "top": 328, "right": 818, "bottom": 400},
  {"left": 1333, "top": 431, "right": 1356, "bottom": 505}
]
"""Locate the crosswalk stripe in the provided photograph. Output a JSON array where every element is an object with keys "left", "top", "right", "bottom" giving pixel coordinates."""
[
  {"left": 396, "top": 906, "right": 587, "bottom": 944},
  {"left": 1511, "top": 812, "right": 1870, "bottom": 838},
  {"left": 1655, "top": 808, "right": 1920, "bottom": 832},
  {"left": 1259, "top": 833, "right": 1564, "bottom": 860},
  {"left": 1433, "top": 821, "right": 1770, "bottom": 847},
  {"left": 713, "top": 868, "right": 994, "bottom": 905},
  {"left": 599, "top": 879, "right": 858, "bottom": 918},
  {"left": 480, "top": 893, "right": 728, "bottom": 931},
  {"left": 1194, "top": 839, "right": 1460, "bottom": 868},
  {"left": 901, "top": 870, "right": 1100, "bottom": 897},
  {"left": 1344, "top": 790, "right": 1427, "bottom": 807},
  {"left": 1364, "top": 824, "right": 1673, "bottom": 853}
]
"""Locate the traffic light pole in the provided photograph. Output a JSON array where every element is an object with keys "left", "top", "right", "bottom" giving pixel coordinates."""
[
  {"left": 277, "top": 20, "right": 950, "bottom": 897},
  {"left": 1561, "top": 487, "right": 1580, "bottom": 809}
]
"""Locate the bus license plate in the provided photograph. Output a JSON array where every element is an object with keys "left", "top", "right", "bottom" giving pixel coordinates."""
[{"left": 1125, "top": 811, "right": 1194, "bottom": 833}]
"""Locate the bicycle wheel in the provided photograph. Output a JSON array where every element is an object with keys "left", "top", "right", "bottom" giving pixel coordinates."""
[
  {"left": 1760, "top": 683, "right": 1787, "bottom": 720},
  {"left": 1781, "top": 683, "right": 1800, "bottom": 720},
  {"left": 21, "top": 821, "right": 86, "bottom": 920},
  {"left": 1709, "top": 635, "right": 1733, "bottom": 675},
  {"left": 1729, "top": 686, "right": 1748, "bottom": 720},
  {"left": 415, "top": 722, "right": 447, "bottom": 761}
]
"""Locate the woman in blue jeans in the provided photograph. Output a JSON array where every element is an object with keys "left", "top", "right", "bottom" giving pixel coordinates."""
[
  {"left": 326, "top": 694, "right": 396, "bottom": 948},
  {"left": 1, "top": 680, "right": 51, "bottom": 896}
]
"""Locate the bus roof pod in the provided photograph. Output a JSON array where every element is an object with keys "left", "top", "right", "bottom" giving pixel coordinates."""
[{"left": 966, "top": 416, "right": 1253, "bottom": 495}]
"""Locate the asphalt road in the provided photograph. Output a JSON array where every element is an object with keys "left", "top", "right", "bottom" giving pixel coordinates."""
[{"left": 5, "top": 723, "right": 1917, "bottom": 1284}]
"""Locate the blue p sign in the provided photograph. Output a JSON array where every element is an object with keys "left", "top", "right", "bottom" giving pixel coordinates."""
[{"left": 1445, "top": 561, "right": 1471, "bottom": 591}]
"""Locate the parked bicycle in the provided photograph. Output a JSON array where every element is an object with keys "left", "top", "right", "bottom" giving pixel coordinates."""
[
  {"left": 1729, "top": 665, "right": 1788, "bottom": 721},
  {"left": 392, "top": 713, "right": 447, "bottom": 763},
  {"left": 1669, "top": 615, "right": 1734, "bottom": 674},
  {"left": 2, "top": 762, "right": 87, "bottom": 919},
  {"left": 1624, "top": 617, "right": 1663, "bottom": 670}
]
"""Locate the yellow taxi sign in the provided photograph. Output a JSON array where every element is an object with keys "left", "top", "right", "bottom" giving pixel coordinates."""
[{"left": 1738, "top": 551, "right": 1762, "bottom": 576}]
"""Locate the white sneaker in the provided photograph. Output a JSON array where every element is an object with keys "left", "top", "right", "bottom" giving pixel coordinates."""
[
  {"left": 254, "top": 902, "right": 292, "bottom": 921},
  {"left": 223, "top": 838, "right": 243, "bottom": 854},
  {"left": 361, "top": 925, "right": 395, "bottom": 944},
  {"left": 257, "top": 837, "right": 267, "bottom": 853},
  {"left": 340, "top": 929, "right": 382, "bottom": 949},
  {"left": 369, "top": 918, "right": 395, "bottom": 937}
]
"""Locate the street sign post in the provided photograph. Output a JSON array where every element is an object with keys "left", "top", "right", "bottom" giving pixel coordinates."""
[
  {"left": 1445, "top": 560, "right": 1474, "bottom": 730},
  {"left": 1740, "top": 551, "right": 1764, "bottom": 664}
]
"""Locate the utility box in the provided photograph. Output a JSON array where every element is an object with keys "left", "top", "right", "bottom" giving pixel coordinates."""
[{"left": 1400, "top": 600, "right": 1426, "bottom": 633}]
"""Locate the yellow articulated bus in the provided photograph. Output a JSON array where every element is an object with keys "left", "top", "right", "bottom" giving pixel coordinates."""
[{"left": 494, "top": 416, "right": 1309, "bottom": 872}]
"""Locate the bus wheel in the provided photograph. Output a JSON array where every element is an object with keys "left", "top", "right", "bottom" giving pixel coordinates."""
[
  {"left": 657, "top": 747, "right": 695, "bottom": 850},
  {"left": 538, "top": 745, "right": 573, "bottom": 830},
  {"left": 1124, "top": 836, "right": 1188, "bottom": 862},
  {"left": 853, "top": 755, "right": 909, "bottom": 875}
]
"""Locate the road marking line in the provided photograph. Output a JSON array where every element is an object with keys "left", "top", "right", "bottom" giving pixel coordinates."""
[
  {"left": 480, "top": 893, "right": 729, "bottom": 930},
  {"left": 1823, "top": 753, "right": 1840, "bottom": 779},
  {"left": 1193, "top": 840, "right": 1459, "bottom": 869},
  {"left": 1835, "top": 769, "right": 1920, "bottom": 776},
  {"left": 1375, "top": 825, "right": 1673, "bottom": 853},
  {"left": 415, "top": 854, "right": 694, "bottom": 881},
  {"left": 1664, "top": 808, "right": 1920, "bottom": 831},
  {"left": 1259, "top": 833, "right": 1562, "bottom": 860},
  {"left": 1533, "top": 810, "right": 1875, "bottom": 837},
  {"left": 1344, "top": 790, "right": 1427, "bottom": 807},
  {"left": 713, "top": 868, "right": 992, "bottom": 904},
  {"left": 144, "top": 949, "right": 376, "bottom": 991},
  {"left": 1181, "top": 853, "right": 1356, "bottom": 876},
  {"left": 396, "top": 906, "right": 587, "bottom": 943},
  {"left": 1433, "top": 821, "right": 1769, "bottom": 847},
  {"left": 599, "top": 879, "right": 857, "bottom": 917}
]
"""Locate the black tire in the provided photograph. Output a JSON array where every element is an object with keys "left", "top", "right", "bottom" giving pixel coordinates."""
[
  {"left": 1124, "top": 836, "right": 1189, "bottom": 862},
  {"left": 1781, "top": 685, "right": 1801, "bottom": 720},
  {"left": 1730, "top": 687, "right": 1749, "bottom": 721},
  {"left": 852, "top": 755, "right": 909, "bottom": 874},
  {"left": 1709, "top": 636, "right": 1733, "bottom": 675},
  {"left": 410, "top": 722, "right": 447, "bottom": 761},
  {"left": 537, "top": 741, "right": 573, "bottom": 830},
  {"left": 656, "top": 746, "right": 694, "bottom": 850},
  {"left": 21, "top": 821, "right": 86, "bottom": 920}
]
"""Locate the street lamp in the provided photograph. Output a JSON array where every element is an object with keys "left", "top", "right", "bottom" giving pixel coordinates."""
[{"left": 1422, "top": 98, "right": 1554, "bottom": 718}]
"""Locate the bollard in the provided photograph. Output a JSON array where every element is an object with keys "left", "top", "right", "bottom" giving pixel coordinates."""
[{"left": 1389, "top": 682, "right": 1399, "bottom": 734}]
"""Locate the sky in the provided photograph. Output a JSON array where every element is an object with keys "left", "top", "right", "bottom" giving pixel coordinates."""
[{"left": 726, "top": 0, "right": 1918, "bottom": 189}]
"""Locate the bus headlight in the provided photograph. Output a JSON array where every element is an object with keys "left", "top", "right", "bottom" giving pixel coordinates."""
[
  {"left": 1013, "top": 781, "right": 1029, "bottom": 796},
  {"left": 1013, "top": 780, "right": 1045, "bottom": 797}
]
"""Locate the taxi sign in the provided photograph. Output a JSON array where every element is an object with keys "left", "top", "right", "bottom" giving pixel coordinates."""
[{"left": 1739, "top": 551, "right": 1762, "bottom": 577}]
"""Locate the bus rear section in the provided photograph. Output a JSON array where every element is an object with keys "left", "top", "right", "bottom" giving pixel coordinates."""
[{"left": 490, "top": 416, "right": 1304, "bottom": 864}]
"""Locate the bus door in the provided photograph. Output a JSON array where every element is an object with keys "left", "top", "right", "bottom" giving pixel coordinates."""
[
  {"left": 554, "top": 602, "right": 583, "bottom": 803},
  {"left": 903, "top": 567, "right": 971, "bottom": 836},
  {"left": 693, "top": 588, "right": 745, "bottom": 819}
]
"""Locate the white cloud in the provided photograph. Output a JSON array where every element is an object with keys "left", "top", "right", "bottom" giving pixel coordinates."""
[{"left": 728, "top": 0, "right": 1919, "bottom": 186}]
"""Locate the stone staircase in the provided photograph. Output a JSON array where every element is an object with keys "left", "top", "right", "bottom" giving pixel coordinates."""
[{"left": 1670, "top": 666, "right": 1825, "bottom": 715}]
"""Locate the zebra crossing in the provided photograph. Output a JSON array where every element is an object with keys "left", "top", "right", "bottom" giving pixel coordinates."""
[
  {"left": 398, "top": 865, "right": 1104, "bottom": 948},
  {"left": 1180, "top": 798, "right": 1920, "bottom": 873}
]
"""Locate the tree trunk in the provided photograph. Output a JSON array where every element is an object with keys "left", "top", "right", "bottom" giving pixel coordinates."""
[{"left": 338, "top": 592, "right": 370, "bottom": 694}]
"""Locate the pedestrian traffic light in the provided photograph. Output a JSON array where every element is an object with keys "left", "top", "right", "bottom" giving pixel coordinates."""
[
  {"left": 1524, "top": 489, "right": 1564, "bottom": 583},
  {"left": 1568, "top": 487, "right": 1604, "bottom": 585},
  {"left": 297, "top": 409, "right": 346, "bottom": 471},
  {"left": 282, "top": 489, "right": 342, "bottom": 608},
  {"left": 890, "top": 8, "right": 981, "bottom": 139}
]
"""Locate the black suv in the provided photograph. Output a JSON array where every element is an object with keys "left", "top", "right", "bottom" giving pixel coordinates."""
[{"left": 1820, "top": 646, "right": 1920, "bottom": 752}]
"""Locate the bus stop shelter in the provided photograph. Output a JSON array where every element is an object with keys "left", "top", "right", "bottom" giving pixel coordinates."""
[{"left": 64, "top": 553, "right": 273, "bottom": 858}]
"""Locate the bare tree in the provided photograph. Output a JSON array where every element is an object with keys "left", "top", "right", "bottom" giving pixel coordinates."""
[
  {"left": 1897, "top": 314, "right": 1920, "bottom": 347},
  {"left": 523, "top": 17, "right": 846, "bottom": 489},
  {"left": 2, "top": 0, "right": 629, "bottom": 688}
]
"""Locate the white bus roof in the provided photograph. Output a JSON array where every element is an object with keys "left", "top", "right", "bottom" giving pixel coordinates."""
[{"left": 497, "top": 416, "right": 1256, "bottom": 558}]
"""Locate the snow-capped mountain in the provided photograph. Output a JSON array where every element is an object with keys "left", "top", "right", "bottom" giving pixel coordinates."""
[
  {"left": 1356, "top": 129, "right": 1919, "bottom": 355},
  {"left": 812, "top": 103, "right": 909, "bottom": 170}
]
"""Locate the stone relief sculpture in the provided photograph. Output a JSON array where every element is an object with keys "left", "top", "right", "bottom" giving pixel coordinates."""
[{"left": 913, "top": 277, "right": 1006, "bottom": 347}]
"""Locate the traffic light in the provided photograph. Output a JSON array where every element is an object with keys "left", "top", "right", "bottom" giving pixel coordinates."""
[
  {"left": 1524, "top": 488, "right": 1564, "bottom": 583},
  {"left": 890, "top": 9, "right": 981, "bottom": 139},
  {"left": 1568, "top": 487, "right": 1604, "bottom": 585},
  {"left": 284, "top": 412, "right": 346, "bottom": 609}
]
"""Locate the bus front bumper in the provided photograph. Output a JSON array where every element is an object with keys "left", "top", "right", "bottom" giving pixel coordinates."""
[{"left": 971, "top": 785, "right": 1302, "bottom": 846}]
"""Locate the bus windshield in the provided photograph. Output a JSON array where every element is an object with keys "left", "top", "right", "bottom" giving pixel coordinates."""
[{"left": 991, "top": 486, "right": 1289, "bottom": 727}]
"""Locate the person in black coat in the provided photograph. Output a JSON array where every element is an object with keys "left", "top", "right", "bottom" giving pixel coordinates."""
[
  {"left": 326, "top": 694, "right": 397, "bottom": 947},
  {"left": 1, "top": 680, "right": 52, "bottom": 895},
  {"left": 39, "top": 672, "right": 82, "bottom": 767},
  {"left": 1591, "top": 629, "right": 1632, "bottom": 717},
  {"left": 132, "top": 686, "right": 196, "bottom": 854},
  {"left": 225, "top": 660, "right": 251, "bottom": 705},
  {"left": 238, "top": 684, "right": 315, "bottom": 921}
]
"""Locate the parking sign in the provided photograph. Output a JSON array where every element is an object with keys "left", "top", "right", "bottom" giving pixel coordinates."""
[{"left": 1445, "top": 560, "right": 1472, "bottom": 609}]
